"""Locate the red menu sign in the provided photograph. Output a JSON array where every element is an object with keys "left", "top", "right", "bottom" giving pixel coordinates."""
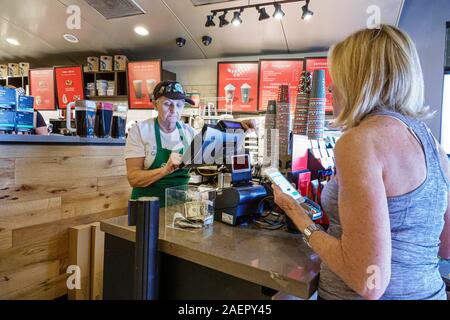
[
  {"left": 128, "top": 60, "right": 161, "bottom": 109},
  {"left": 259, "top": 59, "right": 304, "bottom": 111},
  {"left": 29, "top": 68, "right": 56, "bottom": 111},
  {"left": 305, "top": 57, "right": 333, "bottom": 113},
  {"left": 217, "top": 62, "right": 259, "bottom": 113},
  {"left": 55, "top": 66, "right": 84, "bottom": 109}
]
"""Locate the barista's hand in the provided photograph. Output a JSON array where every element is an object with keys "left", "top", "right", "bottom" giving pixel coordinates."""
[
  {"left": 241, "top": 119, "right": 257, "bottom": 132},
  {"left": 164, "top": 152, "right": 183, "bottom": 175}
]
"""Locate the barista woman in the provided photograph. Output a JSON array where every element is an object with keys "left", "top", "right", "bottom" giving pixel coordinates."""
[{"left": 125, "top": 81, "right": 254, "bottom": 206}]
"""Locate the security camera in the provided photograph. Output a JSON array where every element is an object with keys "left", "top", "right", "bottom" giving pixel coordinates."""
[
  {"left": 176, "top": 37, "right": 186, "bottom": 47},
  {"left": 202, "top": 36, "right": 213, "bottom": 46}
]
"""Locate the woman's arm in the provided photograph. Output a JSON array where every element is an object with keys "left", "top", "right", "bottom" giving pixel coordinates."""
[
  {"left": 278, "top": 131, "right": 392, "bottom": 300},
  {"left": 126, "top": 153, "right": 183, "bottom": 188},
  {"left": 437, "top": 144, "right": 450, "bottom": 259},
  {"left": 126, "top": 158, "right": 168, "bottom": 188}
]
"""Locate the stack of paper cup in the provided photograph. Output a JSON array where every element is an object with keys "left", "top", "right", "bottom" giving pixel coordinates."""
[
  {"left": 264, "top": 100, "right": 277, "bottom": 164},
  {"left": 307, "top": 70, "right": 326, "bottom": 140},
  {"left": 293, "top": 71, "right": 312, "bottom": 135},
  {"left": 276, "top": 85, "right": 291, "bottom": 157}
]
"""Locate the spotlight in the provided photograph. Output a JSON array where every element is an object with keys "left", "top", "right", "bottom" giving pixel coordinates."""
[
  {"left": 205, "top": 14, "right": 216, "bottom": 27},
  {"left": 231, "top": 10, "right": 243, "bottom": 27},
  {"left": 219, "top": 11, "right": 229, "bottom": 28},
  {"left": 302, "top": 0, "right": 314, "bottom": 20},
  {"left": 273, "top": 3, "right": 285, "bottom": 20},
  {"left": 257, "top": 7, "right": 270, "bottom": 21},
  {"left": 202, "top": 36, "right": 213, "bottom": 46},
  {"left": 176, "top": 37, "right": 186, "bottom": 47}
]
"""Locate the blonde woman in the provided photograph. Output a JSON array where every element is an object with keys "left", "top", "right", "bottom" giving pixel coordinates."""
[{"left": 273, "top": 25, "right": 450, "bottom": 300}]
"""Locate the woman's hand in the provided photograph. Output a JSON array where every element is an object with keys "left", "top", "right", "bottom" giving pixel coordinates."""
[
  {"left": 272, "top": 184, "right": 313, "bottom": 231},
  {"left": 164, "top": 152, "right": 183, "bottom": 175}
]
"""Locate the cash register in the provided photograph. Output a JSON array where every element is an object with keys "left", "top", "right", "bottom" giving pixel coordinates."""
[{"left": 214, "top": 154, "right": 268, "bottom": 226}]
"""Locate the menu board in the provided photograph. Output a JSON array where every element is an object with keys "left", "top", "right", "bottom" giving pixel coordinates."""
[
  {"left": 29, "top": 68, "right": 56, "bottom": 111},
  {"left": 258, "top": 59, "right": 304, "bottom": 111},
  {"left": 305, "top": 57, "right": 333, "bottom": 113},
  {"left": 55, "top": 66, "right": 84, "bottom": 109},
  {"left": 128, "top": 60, "right": 162, "bottom": 109},
  {"left": 217, "top": 62, "right": 259, "bottom": 113}
]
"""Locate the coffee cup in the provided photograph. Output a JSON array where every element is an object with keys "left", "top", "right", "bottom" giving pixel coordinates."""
[
  {"left": 241, "top": 83, "right": 251, "bottom": 104},
  {"left": 133, "top": 80, "right": 143, "bottom": 99}
]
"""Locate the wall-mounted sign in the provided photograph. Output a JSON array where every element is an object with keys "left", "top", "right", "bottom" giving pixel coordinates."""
[
  {"left": 217, "top": 62, "right": 259, "bottom": 113},
  {"left": 128, "top": 60, "right": 162, "bottom": 110},
  {"left": 55, "top": 66, "right": 84, "bottom": 109},
  {"left": 186, "top": 92, "right": 201, "bottom": 107},
  {"left": 259, "top": 59, "right": 304, "bottom": 111},
  {"left": 305, "top": 57, "right": 333, "bottom": 113},
  {"left": 29, "top": 68, "right": 56, "bottom": 111}
]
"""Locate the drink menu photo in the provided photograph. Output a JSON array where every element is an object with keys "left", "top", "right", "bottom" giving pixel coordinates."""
[
  {"left": 217, "top": 62, "right": 259, "bottom": 113},
  {"left": 128, "top": 60, "right": 162, "bottom": 109},
  {"left": 259, "top": 59, "right": 304, "bottom": 111},
  {"left": 305, "top": 57, "right": 333, "bottom": 113},
  {"left": 29, "top": 68, "right": 56, "bottom": 110},
  {"left": 54, "top": 66, "right": 85, "bottom": 109}
]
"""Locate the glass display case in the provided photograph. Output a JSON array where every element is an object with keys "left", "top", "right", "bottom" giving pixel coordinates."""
[{"left": 165, "top": 185, "right": 216, "bottom": 231}]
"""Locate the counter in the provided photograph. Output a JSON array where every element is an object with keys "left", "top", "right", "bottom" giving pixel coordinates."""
[
  {"left": 101, "top": 214, "right": 321, "bottom": 299},
  {"left": 0, "top": 136, "right": 131, "bottom": 299},
  {"left": 0, "top": 134, "right": 126, "bottom": 146}
]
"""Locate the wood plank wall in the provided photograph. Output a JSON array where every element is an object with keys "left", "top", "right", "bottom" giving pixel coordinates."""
[{"left": 0, "top": 144, "right": 131, "bottom": 300}]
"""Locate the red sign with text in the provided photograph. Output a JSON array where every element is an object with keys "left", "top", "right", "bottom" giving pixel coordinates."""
[
  {"left": 259, "top": 60, "right": 304, "bottom": 112},
  {"left": 55, "top": 66, "right": 84, "bottom": 109},
  {"left": 128, "top": 60, "right": 161, "bottom": 109},
  {"left": 217, "top": 62, "right": 259, "bottom": 113},
  {"left": 305, "top": 57, "right": 333, "bottom": 113},
  {"left": 29, "top": 68, "right": 56, "bottom": 111}
]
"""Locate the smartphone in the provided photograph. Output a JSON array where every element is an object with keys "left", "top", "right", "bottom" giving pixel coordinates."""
[
  {"left": 264, "top": 168, "right": 323, "bottom": 221},
  {"left": 264, "top": 168, "right": 305, "bottom": 204}
]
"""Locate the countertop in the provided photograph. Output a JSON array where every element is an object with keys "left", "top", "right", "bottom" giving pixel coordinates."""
[
  {"left": 0, "top": 134, "right": 126, "bottom": 145},
  {"left": 101, "top": 214, "right": 321, "bottom": 299}
]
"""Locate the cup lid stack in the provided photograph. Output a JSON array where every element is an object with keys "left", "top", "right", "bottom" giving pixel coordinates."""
[
  {"left": 307, "top": 70, "right": 326, "bottom": 140},
  {"left": 276, "top": 85, "right": 291, "bottom": 157},
  {"left": 293, "top": 71, "right": 312, "bottom": 136}
]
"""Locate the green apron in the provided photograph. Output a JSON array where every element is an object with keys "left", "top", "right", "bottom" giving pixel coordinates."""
[{"left": 131, "top": 120, "right": 191, "bottom": 207}]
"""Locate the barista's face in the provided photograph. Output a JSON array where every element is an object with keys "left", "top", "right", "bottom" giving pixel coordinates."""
[{"left": 156, "top": 97, "right": 185, "bottom": 125}]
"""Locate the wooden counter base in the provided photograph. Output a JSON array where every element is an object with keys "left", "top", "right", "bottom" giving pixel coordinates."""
[{"left": 0, "top": 142, "right": 130, "bottom": 300}]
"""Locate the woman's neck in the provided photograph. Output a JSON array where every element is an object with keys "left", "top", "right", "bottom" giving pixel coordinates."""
[{"left": 158, "top": 119, "right": 177, "bottom": 133}]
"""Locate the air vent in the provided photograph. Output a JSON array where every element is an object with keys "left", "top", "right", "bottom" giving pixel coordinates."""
[
  {"left": 85, "top": 0, "right": 146, "bottom": 20},
  {"left": 191, "top": 0, "right": 238, "bottom": 6}
]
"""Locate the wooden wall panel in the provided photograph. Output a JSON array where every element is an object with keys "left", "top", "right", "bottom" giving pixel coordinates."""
[
  {"left": 0, "top": 144, "right": 129, "bottom": 300},
  {"left": 0, "top": 229, "right": 12, "bottom": 250}
]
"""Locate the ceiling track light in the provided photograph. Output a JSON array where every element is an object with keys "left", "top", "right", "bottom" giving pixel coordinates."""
[
  {"left": 273, "top": 3, "right": 285, "bottom": 20},
  {"left": 302, "top": 0, "right": 314, "bottom": 20},
  {"left": 257, "top": 6, "right": 270, "bottom": 21},
  {"left": 219, "top": 11, "right": 229, "bottom": 28},
  {"left": 205, "top": 13, "right": 216, "bottom": 27},
  {"left": 231, "top": 9, "right": 243, "bottom": 26},
  {"left": 207, "top": 0, "right": 313, "bottom": 28}
]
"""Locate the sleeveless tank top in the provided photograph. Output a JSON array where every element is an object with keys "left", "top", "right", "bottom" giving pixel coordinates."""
[{"left": 318, "top": 110, "right": 449, "bottom": 300}]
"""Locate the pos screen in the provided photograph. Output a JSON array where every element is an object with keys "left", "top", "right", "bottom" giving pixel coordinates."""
[{"left": 232, "top": 154, "right": 250, "bottom": 173}]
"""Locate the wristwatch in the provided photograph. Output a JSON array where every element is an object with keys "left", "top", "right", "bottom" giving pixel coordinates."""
[{"left": 302, "top": 223, "right": 324, "bottom": 248}]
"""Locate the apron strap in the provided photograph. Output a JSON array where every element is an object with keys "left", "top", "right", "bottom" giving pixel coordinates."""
[{"left": 155, "top": 119, "right": 190, "bottom": 152}]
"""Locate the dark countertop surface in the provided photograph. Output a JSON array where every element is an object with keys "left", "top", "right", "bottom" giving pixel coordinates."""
[
  {"left": 101, "top": 214, "right": 321, "bottom": 299},
  {"left": 0, "top": 134, "right": 126, "bottom": 146}
]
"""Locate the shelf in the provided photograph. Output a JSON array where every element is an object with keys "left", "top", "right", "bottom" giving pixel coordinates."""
[
  {"left": 84, "top": 71, "right": 126, "bottom": 74},
  {"left": 86, "top": 95, "right": 128, "bottom": 101}
]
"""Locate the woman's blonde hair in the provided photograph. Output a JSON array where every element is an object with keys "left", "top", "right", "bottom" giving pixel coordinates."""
[{"left": 329, "top": 24, "right": 432, "bottom": 130}]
